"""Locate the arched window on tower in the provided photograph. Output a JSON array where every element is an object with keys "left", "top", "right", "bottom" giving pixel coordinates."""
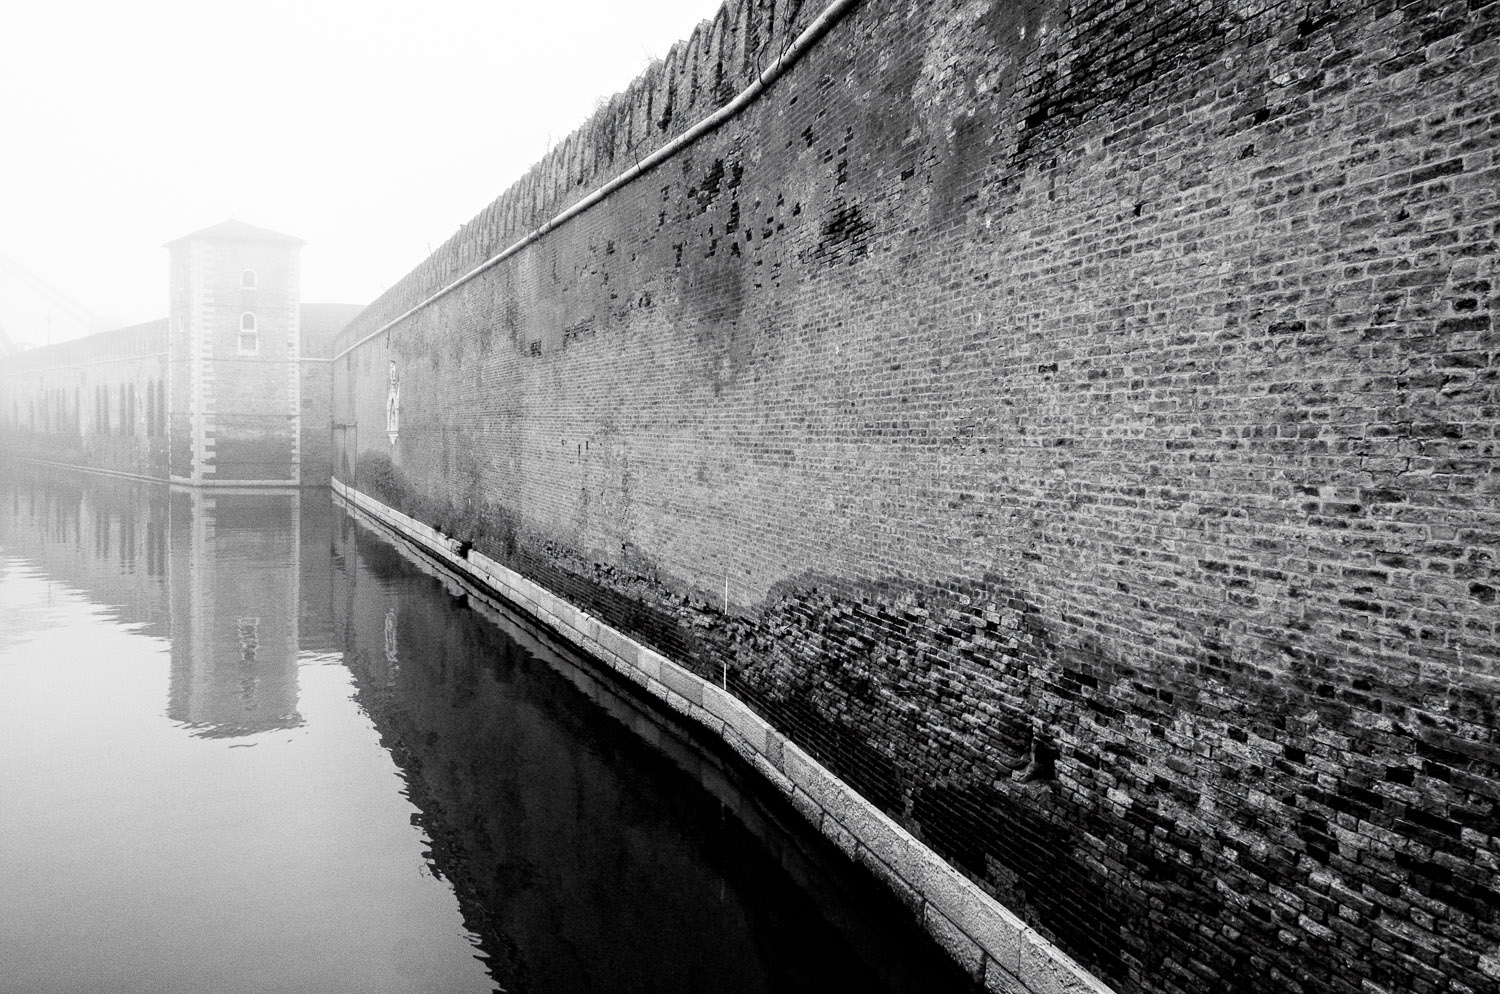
[
  {"left": 239, "top": 312, "right": 259, "bottom": 355},
  {"left": 242, "top": 269, "right": 257, "bottom": 289}
]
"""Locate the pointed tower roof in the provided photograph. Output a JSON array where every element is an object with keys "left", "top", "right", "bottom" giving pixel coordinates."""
[{"left": 164, "top": 218, "right": 305, "bottom": 247}]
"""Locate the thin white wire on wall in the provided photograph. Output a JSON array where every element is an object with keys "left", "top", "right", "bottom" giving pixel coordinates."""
[{"left": 334, "top": 0, "right": 863, "bottom": 363}]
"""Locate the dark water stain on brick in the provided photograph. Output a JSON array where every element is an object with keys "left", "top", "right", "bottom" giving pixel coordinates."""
[
  {"left": 916, "top": 780, "right": 1133, "bottom": 980},
  {"left": 1006, "top": 1, "right": 1247, "bottom": 170},
  {"left": 689, "top": 158, "right": 728, "bottom": 216},
  {"left": 212, "top": 436, "right": 295, "bottom": 481},
  {"left": 933, "top": 111, "right": 998, "bottom": 224},
  {"left": 980, "top": 0, "right": 1049, "bottom": 50},
  {"left": 804, "top": 201, "right": 873, "bottom": 265},
  {"left": 501, "top": 278, "right": 522, "bottom": 348},
  {"left": 674, "top": 254, "right": 758, "bottom": 396}
]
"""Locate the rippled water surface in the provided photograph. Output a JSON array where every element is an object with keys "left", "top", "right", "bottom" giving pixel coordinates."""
[{"left": 0, "top": 464, "right": 971, "bottom": 994}]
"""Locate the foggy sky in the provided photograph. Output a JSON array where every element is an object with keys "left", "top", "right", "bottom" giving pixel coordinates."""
[{"left": 0, "top": 0, "right": 728, "bottom": 348}]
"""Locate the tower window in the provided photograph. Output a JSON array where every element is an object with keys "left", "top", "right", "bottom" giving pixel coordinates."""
[
  {"left": 239, "top": 312, "right": 259, "bottom": 355},
  {"left": 241, "top": 269, "right": 257, "bottom": 289}
]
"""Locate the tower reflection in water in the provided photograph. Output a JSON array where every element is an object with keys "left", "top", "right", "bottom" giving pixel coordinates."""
[
  {"left": 0, "top": 466, "right": 498, "bottom": 994},
  {"left": 167, "top": 489, "right": 302, "bottom": 737},
  {"left": 1, "top": 472, "right": 313, "bottom": 739}
]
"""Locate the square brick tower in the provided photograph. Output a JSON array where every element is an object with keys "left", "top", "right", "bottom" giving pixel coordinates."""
[{"left": 166, "top": 220, "right": 305, "bottom": 485}]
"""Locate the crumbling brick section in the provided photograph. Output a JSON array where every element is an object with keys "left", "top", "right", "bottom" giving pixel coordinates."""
[{"left": 334, "top": 1, "right": 1500, "bottom": 992}]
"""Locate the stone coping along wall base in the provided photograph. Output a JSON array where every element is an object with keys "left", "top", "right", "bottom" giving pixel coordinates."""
[{"left": 331, "top": 476, "right": 1117, "bottom": 994}]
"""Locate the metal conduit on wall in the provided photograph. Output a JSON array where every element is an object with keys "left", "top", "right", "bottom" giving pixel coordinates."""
[
  {"left": 333, "top": 0, "right": 863, "bottom": 364},
  {"left": 327, "top": 0, "right": 1121, "bottom": 990}
]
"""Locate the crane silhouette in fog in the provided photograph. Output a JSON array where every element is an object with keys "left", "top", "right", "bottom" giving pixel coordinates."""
[{"left": 0, "top": 254, "right": 117, "bottom": 350}]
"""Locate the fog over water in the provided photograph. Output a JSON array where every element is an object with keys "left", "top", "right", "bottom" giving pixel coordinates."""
[{"left": 0, "top": 0, "right": 730, "bottom": 347}]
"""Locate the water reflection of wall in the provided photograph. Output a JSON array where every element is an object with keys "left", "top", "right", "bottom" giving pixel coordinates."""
[
  {"left": 0, "top": 463, "right": 329, "bottom": 739},
  {"left": 327, "top": 507, "right": 970, "bottom": 994},
  {"left": 0, "top": 470, "right": 171, "bottom": 639}
]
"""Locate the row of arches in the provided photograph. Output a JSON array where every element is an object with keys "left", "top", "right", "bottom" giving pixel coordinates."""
[
  {"left": 92, "top": 379, "right": 167, "bottom": 437},
  {"left": 4, "top": 378, "right": 168, "bottom": 438}
]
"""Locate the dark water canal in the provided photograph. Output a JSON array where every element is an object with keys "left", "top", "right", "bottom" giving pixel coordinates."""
[{"left": 0, "top": 463, "right": 972, "bottom": 994}]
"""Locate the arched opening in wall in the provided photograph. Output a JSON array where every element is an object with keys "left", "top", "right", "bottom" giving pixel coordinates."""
[
  {"left": 145, "top": 381, "right": 155, "bottom": 438},
  {"left": 155, "top": 379, "right": 166, "bottom": 437},
  {"left": 239, "top": 313, "right": 259, "bottom": 355},
  {"left": 242, "top": 269, "right": 257, "bottom": 289},
  {"left": 126, "top": 384, "right": 137, "bottom": 437}
]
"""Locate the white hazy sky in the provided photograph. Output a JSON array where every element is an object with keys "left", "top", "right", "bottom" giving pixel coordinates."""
[{"left": 0, "top": 0, "right": 729, "bottom": 348}]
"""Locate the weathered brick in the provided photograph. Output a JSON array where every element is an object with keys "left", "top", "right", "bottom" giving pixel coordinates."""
[{"left": 322, "top": 2, "right": 1500, "bottom": 993}]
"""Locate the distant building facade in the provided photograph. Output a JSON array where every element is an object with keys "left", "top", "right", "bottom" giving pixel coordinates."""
[{"left": 0, "top": 221, "right": 362, "bottom": 486}]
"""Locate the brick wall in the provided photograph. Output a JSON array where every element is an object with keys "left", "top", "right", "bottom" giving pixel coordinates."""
[
  {"left": 0, "top": 321, "right": 170, "bottom": 479},
  {"left": 298, "top": 303, "right": 366, "bottom": 487},
  {"left": 332, "top": 1, "right": 1500, "bottom": 992}
]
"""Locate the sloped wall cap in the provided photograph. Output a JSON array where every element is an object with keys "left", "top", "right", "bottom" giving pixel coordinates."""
[{"left": 164, "top": 219, "right": 305, "bottom": 247}]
